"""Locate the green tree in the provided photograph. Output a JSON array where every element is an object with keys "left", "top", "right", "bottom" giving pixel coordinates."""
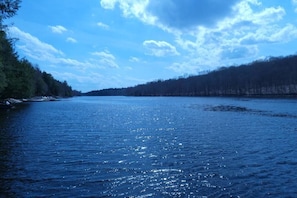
[
  {"left": 0, "top": 29, "right": 18, "bottom": 98},
  {"left": 1, "top": 58, "right": 35, "bottom": 98},
  {"left": 0, "top": 0, "right": 76, "bottom": 99},
  {"left": 0, "top": 0, "right": 21, "bottom": 19},
  {"left": 0, "top": 58, "right": 7, "bottom": 94},
  {"left": 0, "top": 0, "right": 21, "bottom": 31},
  {"left": 34, "top": 66, "right": 48, "bottom": 96}
]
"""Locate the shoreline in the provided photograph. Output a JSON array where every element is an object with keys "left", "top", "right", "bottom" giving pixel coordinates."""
[
  {"left": 0, "top": 96, "right": 60, "bottom": 110},
  {"left": 22, "top": 96, "right": 60, "bottom": 102},
  {"left": 82, "top": 94, "right": 297, "bottom": 99}
]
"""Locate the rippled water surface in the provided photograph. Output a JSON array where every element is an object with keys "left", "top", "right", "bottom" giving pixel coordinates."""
[{"left": 1, "top": 96, "right": 297, "bottom": 197}]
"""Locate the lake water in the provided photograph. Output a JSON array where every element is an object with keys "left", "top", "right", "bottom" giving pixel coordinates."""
[{"left": 1, "top": 96, "right": 297, "bottom": 197}]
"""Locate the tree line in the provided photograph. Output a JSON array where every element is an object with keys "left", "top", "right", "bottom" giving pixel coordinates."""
[
  {"left": 0, "top": 0, "right": 78, "bottom": 99},
  {"left": 85, "top": 55, "right": 297, "bottom": 97}
]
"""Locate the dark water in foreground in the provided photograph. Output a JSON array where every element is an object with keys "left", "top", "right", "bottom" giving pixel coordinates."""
[{"left": 1, "top": 96, "right": 297, "bottom": 197}]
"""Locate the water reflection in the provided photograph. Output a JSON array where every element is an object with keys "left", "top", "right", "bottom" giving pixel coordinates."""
[
  {"left": 0, "top": 97, "right": 297, "bottom": 197},
  {"left": 0, "top": 104, "right": 30, "bottom": 196}
]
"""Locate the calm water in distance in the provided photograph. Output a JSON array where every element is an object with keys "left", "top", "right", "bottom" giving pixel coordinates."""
[{"left": 1, "top": 96, "right": 297, "bottom": 197}]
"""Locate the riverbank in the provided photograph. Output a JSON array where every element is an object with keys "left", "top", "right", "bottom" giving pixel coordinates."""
[
  {"left": 0, "top": 96, "right": 60, "bottom": 110},
  {"left": 22, "top": 96, "right": 60, "bottom": 102}
]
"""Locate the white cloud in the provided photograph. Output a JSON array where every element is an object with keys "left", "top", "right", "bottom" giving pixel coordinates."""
[
  {"left": 92, "top": 50, "right": 119, "bottom": 68},
  {"left": 168, "top": 62, "right": 198, "bottom": 74},
  {"left": 99, "top": 0, "right": 243, "bottom": 32},
  {"left": 129, "top": 56, "right": 140, "bottom": 62},
  {"left": 147, "top": 0, "right": 240, "bottom": 29},
  {"left": 58, "top": 58, "right": 85, "bottom": 67},
  {"left": 66, "top": 37, "right": 77, "bottom": 43},
  {"left": 167, "top": 0, "right": 297, "bottom": 74},
  {"left": 50, "top": 71, "right": 104, "bottom": 84},
  {"left": 97, "top": 22, "right": 109, "bottom": 29},
  {"left": 100, "top": 0, "right": 297, "bottom": 75},
  {"left": 8, "top": 27, "right": 102, "bottom": 70},
  {"left": 240, "top": 24, "right": 297, "bottom": 44},
  {"left": 100, "top": 0, "right": 156, "bottom": 26},
  {"left": 143, "top": 40, "right": 179, "bottom": 57},
  {"left": 100, "top": 0, "right": 117, "bottom": 9},
  {"left": 232, "top": 2, "right": 285, "bottom": 26},
  {"left": 221, "top": 1, "right": 296, "bottom": 45},
  {"left": 272, "top": 24, "right": 297, "bottom": 42},
  {"left": 9, "top": 26, "right": 64, "bottom": 60},
  {"left": 49, "top": 71, "right": 110, "bottom": 92},
  {"left": 92, "top": 50, "right": 115, "bottom": 60},
  {"left": 49, "top": 25, "right": 67, "bottom": 34}
]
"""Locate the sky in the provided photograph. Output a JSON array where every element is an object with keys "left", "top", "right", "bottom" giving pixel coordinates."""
[{"left": 5, "top": 0, "right": 297, "bottom": 92}]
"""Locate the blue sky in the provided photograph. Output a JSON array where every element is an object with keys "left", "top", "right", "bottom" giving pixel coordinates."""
[{"left": 5, "top": 0, "right": 297, "bottom": 92}]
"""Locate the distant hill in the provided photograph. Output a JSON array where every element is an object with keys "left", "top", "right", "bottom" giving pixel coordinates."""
[{"left": 85, "top": 55, "right": 297, "bottom": 97}]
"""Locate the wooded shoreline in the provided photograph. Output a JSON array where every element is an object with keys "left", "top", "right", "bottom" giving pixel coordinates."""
[
  {"left": 1, "top": 2, "right": 80, "bottom": 100},
  {"left": 85, "top": 55, "right": 297, "bottom": 98}
]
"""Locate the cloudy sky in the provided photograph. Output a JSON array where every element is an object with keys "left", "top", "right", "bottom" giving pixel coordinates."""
[{"left": 6, "top": 0, "right": 297, "bottom": 92}]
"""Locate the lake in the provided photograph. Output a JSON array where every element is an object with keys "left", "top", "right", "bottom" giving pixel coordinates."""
[{"left": 1, "top": 96, "right": 297, "bottom": 197}]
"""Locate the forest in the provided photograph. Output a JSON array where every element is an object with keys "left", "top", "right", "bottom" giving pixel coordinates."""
[
  {"left": 0, "top": 0, "right": 78, "bottom": 99},
  {"left": 85, "top": 55, "right": 297, "bottom": 97}
]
